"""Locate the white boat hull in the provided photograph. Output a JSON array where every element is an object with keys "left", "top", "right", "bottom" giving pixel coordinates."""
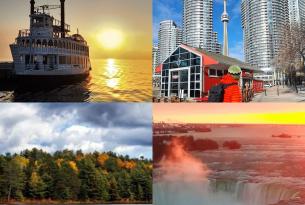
[{"left": 10, "top": 45, "right": 90, "bottom": 77}]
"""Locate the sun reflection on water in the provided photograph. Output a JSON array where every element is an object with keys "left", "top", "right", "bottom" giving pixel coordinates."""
[{"left": 105, "top": 58, "right": 119, "bottom": 88}]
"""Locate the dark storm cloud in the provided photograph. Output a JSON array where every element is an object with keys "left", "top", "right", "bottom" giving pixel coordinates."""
[
  {"left": 37, "top": 103, "right": 152, "bottom": 128},
  {"left": 103, "top": 127, "right": 152, "bottom": 146}
]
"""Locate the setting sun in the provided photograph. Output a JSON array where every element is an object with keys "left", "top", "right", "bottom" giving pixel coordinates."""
[{"left": 98, "top": 29, "right": 124, "bottom": 50}]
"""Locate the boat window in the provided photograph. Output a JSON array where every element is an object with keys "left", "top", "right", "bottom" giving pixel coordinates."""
[
  {"left": 33, "top": 17, "right": 44, "bottom": 27},
  {"left": 36, "top": 40, "right": 41, "bottom": 47},
  {"left": 59, "top": 56, "right": 65, "bottom": 64},
  {"left": 43, "top": 56, "right": 47, "bottom": 65},
  {"left": 67, "top": 56, "right": 71, "bottom": 64},
  {"left": 33, "top": 56, "right": 38, "bottom": 63},
  {"left": 25, "top": 55, "right": 30, "bottom": 65},
  {"left": 42, "top": 40, "right": 47, "bottom": 47},
  {"left": 48, "top": 40, "right": 53, "bottom": 47}
]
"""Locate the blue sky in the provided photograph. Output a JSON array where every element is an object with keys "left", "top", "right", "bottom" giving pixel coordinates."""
[
  {"left": 0, "top": 103, "right": 152, "bottom": 159},
  {"left": 153, "top": 0, "right": 244, "bottom": 61}
]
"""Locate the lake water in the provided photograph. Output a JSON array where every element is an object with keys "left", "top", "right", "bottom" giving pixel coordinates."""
[{"left": 0, "top": 59, "right": 152, "bottom": 102}]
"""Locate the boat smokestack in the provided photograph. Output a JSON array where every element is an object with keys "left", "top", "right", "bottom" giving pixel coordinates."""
[
  {"left": 30, "top": 0, "right": 35, "bottom": 15},
  {"left": 60, "top": 0, "right": 65, "bottom": 38}
]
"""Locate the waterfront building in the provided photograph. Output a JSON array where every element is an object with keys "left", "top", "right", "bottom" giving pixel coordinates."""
[{"left": 155, "top": 44, "right": 263, "bottom": 100}]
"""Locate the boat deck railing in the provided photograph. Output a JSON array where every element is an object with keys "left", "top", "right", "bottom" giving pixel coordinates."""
[
  {"left": 25, "top": 64, "right": 59, "bottom": 71},
  {"left": 12, "top": 46, "right": 88, "bottom": 56}
]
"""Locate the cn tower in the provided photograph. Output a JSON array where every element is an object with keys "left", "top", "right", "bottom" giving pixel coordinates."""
[{"left": 221, "top": 0, "right": 229, "bottom": 56}]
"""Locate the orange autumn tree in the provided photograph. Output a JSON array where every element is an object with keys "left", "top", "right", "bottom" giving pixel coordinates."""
[
  {"left": 116, "top": 159, "right": 136, "bottom": 169},
  {"left": 68, "top": 161, "right": 79, "bottom": 173},
  {"left": 97, "top": 153, "right": 109, "bottom": 166}
]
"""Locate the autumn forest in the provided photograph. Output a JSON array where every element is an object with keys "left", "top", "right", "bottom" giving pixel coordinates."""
[{"left": 0, "top": 148, "right": 152, "bottom": 203}]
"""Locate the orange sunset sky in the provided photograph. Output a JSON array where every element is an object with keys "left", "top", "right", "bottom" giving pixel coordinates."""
[
  {"left": 0, "top": 0, "right": 152, "bottom": 61},
  {"left": 153, "top": 104, "right": 305, "bottom": 125}
]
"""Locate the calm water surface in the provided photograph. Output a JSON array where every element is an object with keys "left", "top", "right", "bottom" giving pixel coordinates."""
[{"left": 0, "top": 59, "right": 152, "bottom": 102}]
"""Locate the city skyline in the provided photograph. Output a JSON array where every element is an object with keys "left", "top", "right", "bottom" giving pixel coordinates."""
[
  {"left": 153, "top": 0, "right": 244, "bottom": 61},
  {"left": 0, "top": 0, "right": 152, "bottom": 61}
]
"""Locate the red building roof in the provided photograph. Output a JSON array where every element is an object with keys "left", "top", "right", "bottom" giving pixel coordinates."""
[{"left": 155, "top": 44, "right": 263, "bottom": 74}]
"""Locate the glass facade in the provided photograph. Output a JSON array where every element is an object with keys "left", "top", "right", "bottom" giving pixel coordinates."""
[{"left": 161, "top": 47, "right": 202, "bottom": 98}]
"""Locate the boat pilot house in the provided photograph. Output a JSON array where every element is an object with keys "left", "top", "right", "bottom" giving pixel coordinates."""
[{"left": 155, "top": 44, "right": 264, "bottom": 102}]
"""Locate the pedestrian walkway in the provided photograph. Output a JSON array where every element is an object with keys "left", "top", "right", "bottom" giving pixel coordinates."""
[{"left": 252, "top": 86, "right": 305, "bottom": 102}]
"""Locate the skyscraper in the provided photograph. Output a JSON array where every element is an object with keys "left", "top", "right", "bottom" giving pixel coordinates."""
[
  {"left": 241, "top": 0, "right": 289, "bottom": 71},
  {"left": 289, "top": 0, "right": 305, "bottom": 26},
  {"left": 158, "top": 20, "right": 182, "bottom": 64},
  {"left": 182, "top": 0, "right": 221, "bottom": 53},
  {"left": 211, "top": 32, "right": 222, "bottom": 54},
  {"left": 221, "top": 0, "right": 229, "bottom": 56},
  {"left": 152, "top": 45, "right": 159, "bottom": 73}
]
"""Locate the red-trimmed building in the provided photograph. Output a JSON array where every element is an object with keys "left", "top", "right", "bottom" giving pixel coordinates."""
[{"left": 154, "top": 44, "right": 264, "bottom": 100}]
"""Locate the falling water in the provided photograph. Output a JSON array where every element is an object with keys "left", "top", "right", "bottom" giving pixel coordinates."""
[{"left": 154, "top": 139, "right": 299, "bottom": 205}]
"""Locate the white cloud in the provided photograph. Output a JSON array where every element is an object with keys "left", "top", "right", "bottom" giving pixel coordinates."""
[
  {"left": 0, "top": 104, "right": 152, "bottom": 158},
  {"left": 114, "top": 145, "right": 152, "bottom": 158}
]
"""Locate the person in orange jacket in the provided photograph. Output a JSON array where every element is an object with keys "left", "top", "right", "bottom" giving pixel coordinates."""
[{"left": 221, "top": 65, "right": 242, "bottom": 103}]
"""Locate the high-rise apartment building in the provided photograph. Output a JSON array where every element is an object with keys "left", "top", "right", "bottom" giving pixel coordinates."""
[
  {"left": 211, "top": 32, "right": 222, "bottom": 54},
  {"left": 182, "top": 0, "right": 221, "bottom": 53},
  {"left": 289, "top": 0, "right": 305, "bottom": 26},
  {"left": 241, "top": 0, "right": 289, "bottom": 71},
  {"left": 152, "top": 45, "right": 159, "bottom": 74},
  {"left": 158, "top": 20, "right": 182, "bottom": 64}
]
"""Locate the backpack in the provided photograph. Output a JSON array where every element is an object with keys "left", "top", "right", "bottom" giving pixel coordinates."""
[{"left": 208, "top": 83, "right": 237, "bottom": 102}]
